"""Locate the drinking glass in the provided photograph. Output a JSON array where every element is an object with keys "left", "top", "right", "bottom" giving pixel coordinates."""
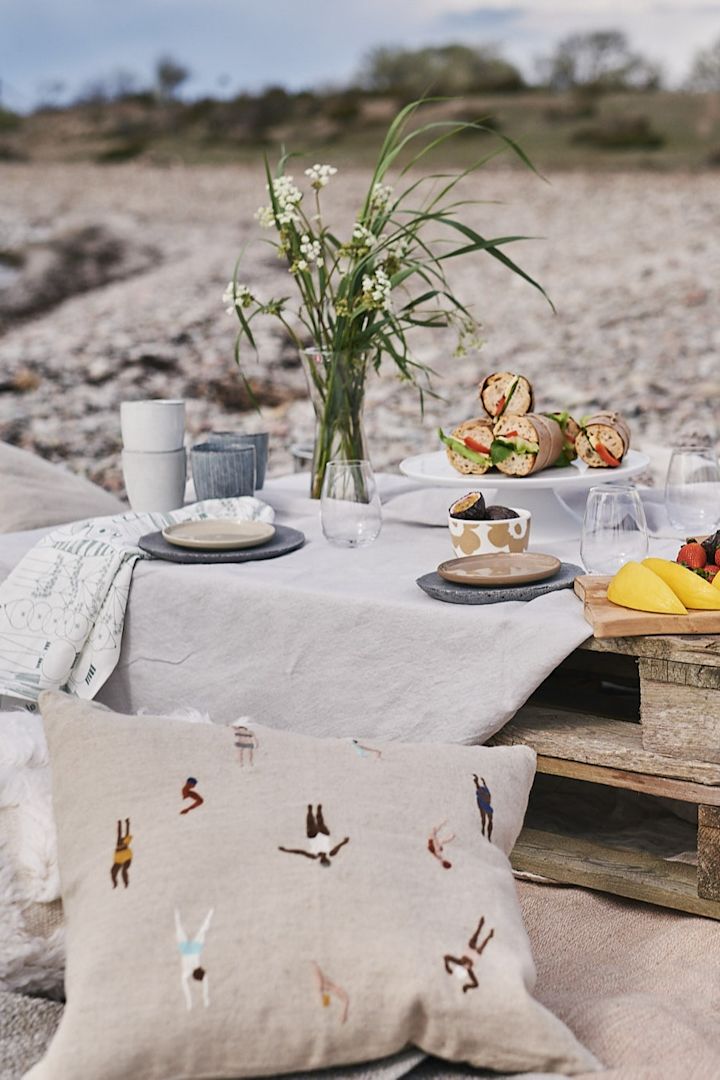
[
  {"left": 665, "top": 445, "right": 720, "bottom": 535},
  {"left": 320, "top": 460, "right": 382, "bottom": 547},
  {"left": 580, "top": 485, "right": 649, "bottom": 575}
]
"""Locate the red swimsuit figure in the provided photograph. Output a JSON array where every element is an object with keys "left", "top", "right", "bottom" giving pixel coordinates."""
[{"left": 180, "top": 777, "right": 204, "bottom": 815}]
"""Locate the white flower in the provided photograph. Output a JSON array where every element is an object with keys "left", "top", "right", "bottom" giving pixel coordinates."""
[
  {"left": 290, "top": 258, "right": 309, "bottom": 274},
  {"left": 223, "top": 281, "right": 253, "bottom": 314},
  {"left": 305, "top": 163, "right": 337, "bottom": 189},
  {"left": 299, "top": 234, "right": 322, "bottom": 263},
  {"left": 361, "top": 267, "right": 392, "bottom": 311},
  {"left": 370, "top": 182, "right": 393, "bottom": 211},
  {"left": 270, "top": 175, "right": 302, "bottom": 206},
  {"left": 352, "top": 223, "right": 375, "bottom": 246},
  {"left": 255, "top": 205, "right": 275, "bottom": 228}
]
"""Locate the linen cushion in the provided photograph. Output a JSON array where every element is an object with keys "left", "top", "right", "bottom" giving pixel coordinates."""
[
  {"left": 0, "top": 441, "right": 123, "bottom": 534},
  {"left": 28, "top": 692, "right": 597, "bottom": 1078}
]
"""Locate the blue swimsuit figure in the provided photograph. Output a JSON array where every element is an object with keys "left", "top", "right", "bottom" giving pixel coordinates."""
[{"left": 473, "top": 774, "right": 493, "bottom": 842}]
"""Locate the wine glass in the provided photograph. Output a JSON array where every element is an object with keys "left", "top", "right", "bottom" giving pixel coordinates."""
[
  {"left": 665, "top": 445, "right": 720, "bottom": 536},
  {"left": 320, "top": 460, "right": 382, "bottom": 547},
  {"left": 580, "top": 485, "right": 649, "bottom": 575}
]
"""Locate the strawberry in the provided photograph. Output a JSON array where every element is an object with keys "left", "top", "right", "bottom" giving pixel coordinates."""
[{"left": 677, "top": 541, "right": 707, "bottom": 569}]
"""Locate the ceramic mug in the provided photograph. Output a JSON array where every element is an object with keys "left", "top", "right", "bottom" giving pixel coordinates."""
[
  {"left": 207, "top": 431, "right": 269, "bottom": 489},
  {"left": 122, "top": 448, "right": 187, "bottom": 512},
  {"left": 448, "top": 507, "right": 531, "bottom": 558},
  {"left": 191, "top": 443, "right": 256, "bottom": 500},
  {"left": 121, "top": 400, "right": 185, "bottom": 453}
]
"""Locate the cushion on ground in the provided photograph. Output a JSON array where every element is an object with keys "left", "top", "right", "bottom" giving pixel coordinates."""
[
  {"left": 26, "top": 691, "right": 596, "bottom": 1079},
  {"left": 0, "top": 441, "right": 123, "bottom": 534}
]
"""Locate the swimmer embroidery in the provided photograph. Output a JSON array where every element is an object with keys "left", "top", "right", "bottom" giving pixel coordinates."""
[
  {"left": 350, "top": 738, "right": 382, "bottom": 760},
  {"left": 473, "top": 774, "right": 493, "bottom": 841},
  {"left": 233, "top": 722, "right": 259, "bottom": 767},
  {"left": 313, "top": 962, "right": 349, "bottom": 1023},
  {"left": 443, "top": 916, "right": 495, "bottom": 993},
  {"left": 180, "top": 777, "right": 204, "bottom": 815},
  {"left": 427, "top": 821, "right": 455, "bottom": 869},
  {"left": 278, "top": 805, "right": 350, "bottom": 867},
  {"left": 111, "top": 819, "right": 132, "bottom": 889},
  {"left": 175, "top": 908, "right": 214, "bottom": 1011}
]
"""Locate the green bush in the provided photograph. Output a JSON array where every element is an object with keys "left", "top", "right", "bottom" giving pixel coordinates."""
[
  {"left": 95, "top": 139, "right": 147, "bottom": 163},
  {"left": 0, "top": 108, "right": 21, "bottom": 132},
  {"left": 571, "top": 114, "right": 665, "bottom": 149}
]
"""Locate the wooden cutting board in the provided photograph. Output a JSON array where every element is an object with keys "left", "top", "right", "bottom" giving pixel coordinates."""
[{"left": 574, "top": 575, "right": 720, "bottom": 638}]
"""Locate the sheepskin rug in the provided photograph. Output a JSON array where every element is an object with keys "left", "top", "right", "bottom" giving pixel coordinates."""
[{"left": 0, "top": 704, "right": 215, "bottom": 995}]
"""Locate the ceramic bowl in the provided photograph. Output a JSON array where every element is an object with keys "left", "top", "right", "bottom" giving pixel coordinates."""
[
  {"left": 191, "top": 442, "right": 256, "bottom": 500},
  {"left": 448, "top": 507, "right": 531, "bottom": 558}
]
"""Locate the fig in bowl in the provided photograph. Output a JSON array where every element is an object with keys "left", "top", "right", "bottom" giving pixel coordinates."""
[{"left": 448, "top": 495, "right": 530, "bottom": 557}]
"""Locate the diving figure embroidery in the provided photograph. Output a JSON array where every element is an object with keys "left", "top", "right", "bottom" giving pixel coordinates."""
[
  {"left": 111, "top": 819, "right": 132, "bottom": 889},
  {"left": 350, "top": 738, "right": 382, "bottom": 760},
  {"left": 427, "top": 821, "right": 455, "bottom": 869},
  {"left": 175, "top": 908, "right": 214, "bottom": 1010},
  {"left": 473, "top": 774, "right": 493, "bottom": 841},
  {"left": 313, "top": 962, "right": 349, "bottom": 1023},
  {"left": 279, "top": 805, "right": 350, "bottom": 867},
  {"left": 233, "top": 722, "right": 258, "bottom": 767},
  {"left": 443, "top": 916, "right": 495, "bottom": 993},
  {"left": 180, "top": 777, "right": 204, "bottom": 815}
]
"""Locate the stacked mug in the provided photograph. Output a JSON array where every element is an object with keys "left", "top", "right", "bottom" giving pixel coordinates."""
[{"left": 121, "top": 400, "right": 187, "bottom": 512}]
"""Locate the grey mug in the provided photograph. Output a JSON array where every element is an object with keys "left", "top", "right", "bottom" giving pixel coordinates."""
[
  {"left": 191, "top": 442, "right": 256, "bottom": 500},
  {"left": 208, "top": 431, "right": 269, "bottom": 489}
]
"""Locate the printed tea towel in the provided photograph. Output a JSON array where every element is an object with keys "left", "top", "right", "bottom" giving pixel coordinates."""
[{"left": 0, "top": 498, "right": 274, "bottom": 707}]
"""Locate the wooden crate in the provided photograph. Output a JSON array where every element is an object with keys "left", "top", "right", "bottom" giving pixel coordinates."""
[{"left": 491, "top": 633, "right": 720, "bottom": 918}]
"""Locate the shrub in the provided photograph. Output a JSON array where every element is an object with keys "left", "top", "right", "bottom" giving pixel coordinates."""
[{"left": 571, "top": 114, "right": 665, "bottom": 149}]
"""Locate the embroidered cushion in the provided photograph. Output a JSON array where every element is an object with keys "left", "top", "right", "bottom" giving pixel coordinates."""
[{"left": 28, "top": 692, "right": 597, "bottom": 1078}]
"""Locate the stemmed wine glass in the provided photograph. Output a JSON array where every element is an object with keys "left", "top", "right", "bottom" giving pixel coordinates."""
[{"left": 580, "top": 485, "right": 649, "bottom": 575}]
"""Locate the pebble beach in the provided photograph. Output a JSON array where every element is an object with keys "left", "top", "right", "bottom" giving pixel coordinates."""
[{"left": 0, "top": 163, "right": 718, "bottom": 493}]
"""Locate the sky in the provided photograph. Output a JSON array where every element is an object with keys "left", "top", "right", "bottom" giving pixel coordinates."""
[{"left": 2, "top": 0, "right": 720, "bottom": 109}]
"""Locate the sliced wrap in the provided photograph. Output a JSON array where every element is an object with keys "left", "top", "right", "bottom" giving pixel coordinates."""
[
  {"left": 479, "top": 372, "right": 534, "bottom": 420},
  {"left": 491, "top": 413, "right": 564, "bottom": 477},
  {"left": 440, "top": 418, "right": 494, "bottom": 476},
  {"left": 576, "top": 412, "right": 631, "bottom": 468}
]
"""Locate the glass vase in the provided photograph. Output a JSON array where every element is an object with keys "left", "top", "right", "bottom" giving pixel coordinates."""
[{"left": 301, "top": 347, "right": 369, "bottom": 499}]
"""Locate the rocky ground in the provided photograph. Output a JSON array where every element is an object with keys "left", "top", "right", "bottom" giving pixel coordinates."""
[{"left": 0, "top": 162, "right": 718, "bottom": 493}]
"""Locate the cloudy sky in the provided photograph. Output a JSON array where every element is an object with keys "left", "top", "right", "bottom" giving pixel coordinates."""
[{"left": 2, "top": 0, "right": 719, "bottom": 108}]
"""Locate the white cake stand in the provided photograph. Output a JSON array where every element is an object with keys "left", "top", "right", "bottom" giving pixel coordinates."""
[{"left": 398, "top": 449, "right": 650, "bottom": 542}]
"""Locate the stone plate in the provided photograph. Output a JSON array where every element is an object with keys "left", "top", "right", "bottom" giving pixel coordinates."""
[
  {"left": 438, "top": 552, "right": 561, "bottom": 587},
  {"left": 416, "top": 562, "right": 584, "bottom": 605},
  {"left": 139, "top": 524, "right": 305, "bottom": 564}
]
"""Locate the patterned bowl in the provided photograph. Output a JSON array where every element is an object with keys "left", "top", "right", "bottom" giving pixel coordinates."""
[{"left": 448, "top": 507, "right": 531, "bottom": 558}]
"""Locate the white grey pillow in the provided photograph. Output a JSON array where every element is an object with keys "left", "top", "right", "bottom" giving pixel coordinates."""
[{"left": 0, "top": 441, "right": 123, "bottom": 534}]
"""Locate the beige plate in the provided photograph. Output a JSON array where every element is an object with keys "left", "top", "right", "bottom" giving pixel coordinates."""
[
  {"left": 162, "top": 519, "right": 275, "bottom": 550},
  {"left": 437, "top": 552, "right": 562, "bottom": 587}
]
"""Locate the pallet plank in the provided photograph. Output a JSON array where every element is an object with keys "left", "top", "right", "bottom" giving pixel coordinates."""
[
  {"left": 512, "top": 827, "right": 720, "bottom": 920},
  {"left": 639, "top": 659, "right": 720, "bottom": 765},
  {"left": 491, "top": 705, "right": 720, "bottom": 786},
  {"left": 581, "top": 634, "right": 720, "bottom": 668},
  {"left": 535, "top": 754, "right": 720, "bottom": 805},
  {"left": 698, "top": 806, "right": 720, "bottom": 901}
]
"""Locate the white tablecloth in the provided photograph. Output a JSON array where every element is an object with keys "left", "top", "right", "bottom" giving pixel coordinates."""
[{"left": 0, "top": 474, "right": 684, "bottom": 744}]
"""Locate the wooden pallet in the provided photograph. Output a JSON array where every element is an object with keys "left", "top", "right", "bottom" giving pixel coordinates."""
[{"left": 491, "top": 633, "right": 720, "bottom": 918}]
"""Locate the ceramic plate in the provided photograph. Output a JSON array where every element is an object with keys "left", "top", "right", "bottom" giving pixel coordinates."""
[
  {"left": 399, "top": 448, "right": 650, "bottom": 489},
  {"left": 162, "top": 519, "right": 275, "bottom": 550},
  {"left": 437, "top": 552, "right": 561, "bottom": 587}
]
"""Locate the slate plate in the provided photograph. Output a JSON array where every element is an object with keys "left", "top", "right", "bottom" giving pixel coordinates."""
[
  {"left": 139, "top": 524, "right": 305, "bottom": 564},
  {"left": 416, "top": 561, "right": 584, "bottom": 605}
]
